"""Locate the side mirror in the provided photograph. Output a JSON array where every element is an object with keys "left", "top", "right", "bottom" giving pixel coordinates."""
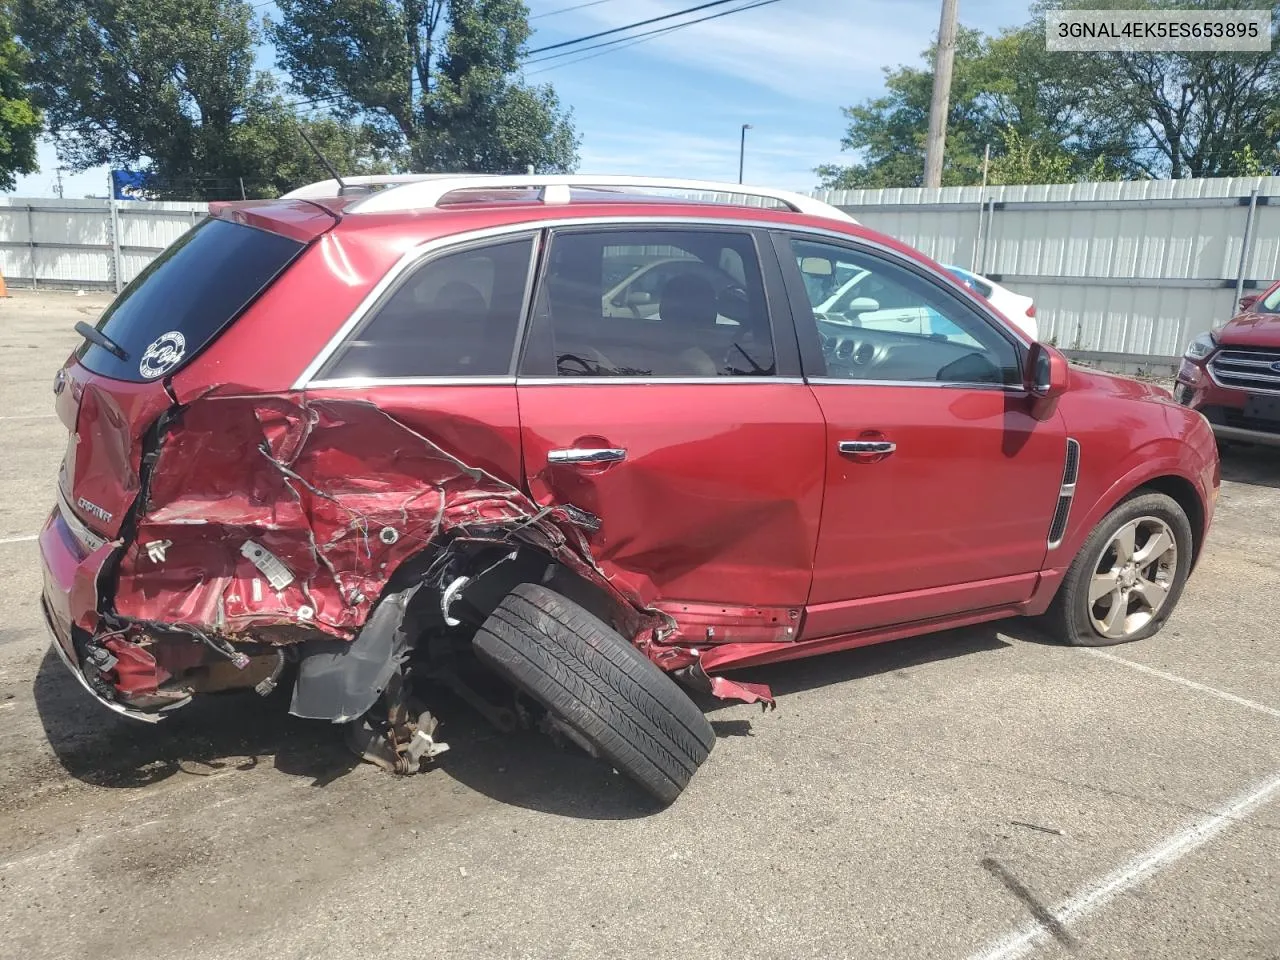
[
  {"left": 613, "top": 290, "right": 652, "bottom": 307},
  {"left": 1027, "top": 342, "right": 1069, "bottom": 404},
  {"left": 845, "top": 296, "right": 880, "bottom": 313},
  {"left": 1239, "top": 294, "right": 1259, "bottom": 312}
]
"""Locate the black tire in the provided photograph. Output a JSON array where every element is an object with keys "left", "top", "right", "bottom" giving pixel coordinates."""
[
  {"left": 1038, "top": 491, "right": 1194, "bottom": 647},
  {"left": 473, "top": 583, "right": 715, "bottom": 804}
]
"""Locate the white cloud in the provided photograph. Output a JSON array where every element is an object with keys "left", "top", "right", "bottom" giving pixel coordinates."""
[
  {"left": 577, "top": 129, "right": 845, "bottom": 190},
  {"left": 532, "top": 0, "right": 933, "bottom": 101}
]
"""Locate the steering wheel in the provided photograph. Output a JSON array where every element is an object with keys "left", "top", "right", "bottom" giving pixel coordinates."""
[{"left": 556, "top": 346, "right": 617, "bottom": 376}]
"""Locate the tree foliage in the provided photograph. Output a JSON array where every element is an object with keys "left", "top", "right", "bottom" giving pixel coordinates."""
[
  {"left": 0, "top": 4, "right": 40, "bottom": 191},
  {"left": 819, "top": 0, "right": 1280, "bottom": 188},
  {"left": 16, "top": 0, "right": 394, "bottom": 197},
  {"left": 271, "top": 0, "right": 579, "bottom": 173}
]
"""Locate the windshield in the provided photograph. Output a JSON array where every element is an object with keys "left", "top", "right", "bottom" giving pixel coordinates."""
[
  {"left": 1260, "top": 283, "right": 1280, "bottom": 313},
  {"left": 76, "top": 217, "right": 305, "bottom": 382}
]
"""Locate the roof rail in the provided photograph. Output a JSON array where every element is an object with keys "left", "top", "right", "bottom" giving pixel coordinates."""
[
  {"left": 280, "top": 174, "right": 458, "bottom": 199},
  {"left": 282, "top": 173, "right": 856, "bottom": 223}
]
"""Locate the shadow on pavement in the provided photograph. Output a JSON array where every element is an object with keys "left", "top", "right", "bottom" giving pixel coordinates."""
[
  {"left": 31, "top": 621, "right": 1018, "bottom": 819},
  {"left": 32, "top": 645, "right": 354, "bottom": 790},
  {"left": 1219, "top": 443, "right": 1280, "bottom": 489},
  {"left": 696, "top": 623, "right": 1016, "bottom": 712}
]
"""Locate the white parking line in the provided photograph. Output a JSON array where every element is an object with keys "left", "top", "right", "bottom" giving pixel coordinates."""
[
  {"left": 0, "top": 414, "right": 56, "bottom": 421},
  {"left": 968, "top": 770, "right": 1280, "bottom": 960},
  {"left": 1086, "top": 649, "right": 1280, "bottom": 720},
  {"left": 0, "top": 534, "right": 37, "bottom": 545}
]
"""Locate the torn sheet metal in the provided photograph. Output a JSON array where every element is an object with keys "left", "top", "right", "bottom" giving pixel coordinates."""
[
  {"left": 108, "top": 392, "right": 671, "bottom": 646},
  {"left": 675, "top": 661, "right": 776, "bottom": 710}
]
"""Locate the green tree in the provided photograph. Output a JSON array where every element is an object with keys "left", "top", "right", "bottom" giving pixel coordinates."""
[
  {"left": 1030, "top": 0, "right": 1280, "bottom": 179},
  {"left": 816, "top": 26, "right": 1120, "bottom": 189},
  {"left": 271, "top": 0, "right": 580, "bottom": 173},
  {"left": 0, "top": 4, "right": 40, "bottom": 191},
  {"left": 820, "top": 0, "right": 1280, "bottom": 188},
  {"left": 15, "top": 0, "right": 388, "bottom": 197}
]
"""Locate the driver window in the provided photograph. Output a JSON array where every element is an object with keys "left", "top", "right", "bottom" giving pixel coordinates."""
[
  {"left": 525, "top": 228, "right": 776, "bottom": 378},
  {"left": 790, "top": 238, "right": 1020, "bottom": 386}
]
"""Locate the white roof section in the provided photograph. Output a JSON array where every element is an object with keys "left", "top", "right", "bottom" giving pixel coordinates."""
[{"left": 282, "top": 173, "right": 857, "bottom": 223}]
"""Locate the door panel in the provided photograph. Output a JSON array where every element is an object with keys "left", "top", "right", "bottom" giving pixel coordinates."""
[
  {"left": 519, "top": 383, "right": 825, "bottom": 608},
  {"left": 779, "top": 233, "right": 1066, "bottom": 638},
  {"left": 515, "top": 224, "right": 824, "bottom": 630},
  {"left": 807, "top": 383, "right": 1065, "bottom": 627}
]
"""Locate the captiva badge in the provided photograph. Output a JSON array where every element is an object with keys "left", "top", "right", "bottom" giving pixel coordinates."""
[{"left": 139, "top": 331, "right": 186, "bottom": 379}]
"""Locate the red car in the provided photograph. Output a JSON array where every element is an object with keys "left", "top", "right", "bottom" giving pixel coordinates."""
[
  {"left": 1176, "top": 280, "right": 1280, "bottom": 448},
  {"left": 39, "top": 175, "right": 1220, "bottom": 803}
]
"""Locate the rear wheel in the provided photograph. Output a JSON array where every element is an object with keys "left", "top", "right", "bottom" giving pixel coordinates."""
[
  {"left": 1040, "top": 492, "right": 1193, "bottom": 647},
  {"left": 473, "top": 583, "right": 715, "bottom": 804}
]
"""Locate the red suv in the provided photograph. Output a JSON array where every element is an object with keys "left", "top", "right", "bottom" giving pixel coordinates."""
[
  {"left": 39, "top": 175, "right": 1220, "bottom": 803},
  {"left": 1176, "top": 279, "right": 1280, "bottom": 448}
]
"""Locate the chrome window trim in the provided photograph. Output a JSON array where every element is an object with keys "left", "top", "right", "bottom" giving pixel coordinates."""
[
  {"left": 295, "top": 214, "right": 1024, "bottom": 390},
  {"left": 308, "top": 376, "right": 518, "bottom": 389},
  {"left": 516, "top": 376, "right": 806, "bottom": 386},
  {"left": 807, "top": 376, "right": 1026, "bottom": 393}
]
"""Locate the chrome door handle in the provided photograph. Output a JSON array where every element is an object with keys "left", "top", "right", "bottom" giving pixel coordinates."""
[
  {"left": 838, "top": 440, "right": 896, "bottom": 455},
  {"left": 547, "top": 447, "right": 627, "bottom": 464}
]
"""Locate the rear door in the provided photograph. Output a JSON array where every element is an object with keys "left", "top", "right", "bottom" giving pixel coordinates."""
[
  {"left": 777, "top": 233, "right": 1068, "bottom": 638},
  {"left": 61, "top": 215, "right": 313, "bottom": 540},
  {"left": 301, "top": 232, "right": 538, "bottom": 489},
  {"left": 515, "top": 224, "right": 825, "bottom": 644}
]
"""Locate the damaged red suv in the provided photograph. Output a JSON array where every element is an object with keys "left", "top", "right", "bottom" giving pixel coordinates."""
[{"left": 40, "top": 175, "right": 1220, "bottom": 803}]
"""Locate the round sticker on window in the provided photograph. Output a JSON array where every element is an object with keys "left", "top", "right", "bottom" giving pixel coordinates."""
[{"left": 139, "top": 331, "right": 187, "bottom": 379}]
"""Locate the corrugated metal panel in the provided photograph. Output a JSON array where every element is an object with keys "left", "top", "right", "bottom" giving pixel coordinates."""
[
  {"left": 0, "top": 183, "right": 1276, "bottom": 363},
  {"left": 810, "top": 176, "right": 1280, "bottom": 361},
  {"left": 0, "top": 198, "right": 203, "bottom": 285}
]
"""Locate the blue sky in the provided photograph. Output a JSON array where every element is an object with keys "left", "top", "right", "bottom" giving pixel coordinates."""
[{"left": 13, "top": 0, "right": 1032, "bottom": 199}]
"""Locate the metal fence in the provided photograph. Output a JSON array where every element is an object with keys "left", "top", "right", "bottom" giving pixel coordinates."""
[
  {"left": 0, "top": 197, "right": 206, "bottom": 292},
  {"left": 4, "top": 177, "right": 1279, "bottom": 371},
  {"left": 813, "top": 176, "right": 1280, "bottom": 373}
]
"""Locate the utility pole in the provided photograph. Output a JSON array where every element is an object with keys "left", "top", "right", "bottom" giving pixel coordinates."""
[
  {"left": 923, "top": 0, "right": 959, "bottom": 189},
  {"left": 738, "top": 124, "right": 752, "bottom": 183},
  {"left": 54, "top": 167, "right": 65, "bottom": 199}
]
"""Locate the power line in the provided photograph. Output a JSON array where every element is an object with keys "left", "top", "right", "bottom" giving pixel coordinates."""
[
  {"left": 525, "top": 0, "right": 746, "bottom": 56},
  {"left": 530, "top": 0, "right": 620, "bottom": 20},
  {"left": 524, "top": 0, "right": 780, "bottom": 68}
]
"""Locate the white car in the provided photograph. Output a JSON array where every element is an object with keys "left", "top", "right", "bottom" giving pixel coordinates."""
[
  {"left": 942, "top": 264, "right": 1038, "bottom": 340},
  {"left": 812, "top": 262, "right": 1038, "bottom": 341}
]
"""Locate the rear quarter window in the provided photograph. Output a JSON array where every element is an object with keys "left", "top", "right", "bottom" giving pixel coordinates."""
[{"left": 76, "top": 218, "right": 305, "bottom": 382}]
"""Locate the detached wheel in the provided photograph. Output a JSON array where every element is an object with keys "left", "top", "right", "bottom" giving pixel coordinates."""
[
  {"left": 473, "top": 583, "right": 715, "bottom": 804},
  {"left": 1041, "top": 492, "right": 1193, "bottom": 647}
]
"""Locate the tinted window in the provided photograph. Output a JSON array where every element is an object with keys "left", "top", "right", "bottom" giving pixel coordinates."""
[
  {"left": 526, "top": 229, "right": 775, "bottom": 378},
  {"left": 946, "top": 266, "right": 993, "bottom": 299},
  {"left": 791, "top": 238, "right": 1020, "bottom": 386},
  {"left": 76, "top": 218, "right": 304, "bottom": 382},
  {"left": 320, "top": 237, "right": 534, "bottom": 380}
]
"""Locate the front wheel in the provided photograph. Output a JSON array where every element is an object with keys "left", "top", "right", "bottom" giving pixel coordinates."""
[{"left": 1039, "top": 491, "right": 1194, "bottom": 647}]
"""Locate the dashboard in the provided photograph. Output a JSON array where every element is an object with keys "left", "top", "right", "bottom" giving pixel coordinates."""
[{"left": 814, "top": 315, "right": 1011, "bottom": 384}]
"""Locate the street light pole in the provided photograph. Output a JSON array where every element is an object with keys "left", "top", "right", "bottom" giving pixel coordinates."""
[
  {"left": 738, "top": 124, "right": 753, "bottom": 183},
  {"left": 923, "top": 0, "right": 959, "bottom": 188}
]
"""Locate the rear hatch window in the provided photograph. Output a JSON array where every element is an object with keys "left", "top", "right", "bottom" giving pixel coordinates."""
[{"left": 76, "top": 217, "right": 305, "bottom": 382}]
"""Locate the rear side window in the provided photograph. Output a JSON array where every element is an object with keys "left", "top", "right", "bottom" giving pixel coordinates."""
[
  {"left": 76, "top": 218, "right": 304, "bottom": 382},
  {"left": 319, "top": 237, "right": 534, "bottom": 381},
  {"left": 524, "top": 228, "right": 775, "bottom": 378}
]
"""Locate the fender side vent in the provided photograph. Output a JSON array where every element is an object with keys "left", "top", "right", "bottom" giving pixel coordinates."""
[{"left": 1048, "top": 438, "right": 1080, "bottom": 549}]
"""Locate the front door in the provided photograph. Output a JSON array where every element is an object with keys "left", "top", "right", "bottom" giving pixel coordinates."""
[
  {"left": 516, "top": 225, "right": 825, "bottom": 643},
  {"left": 778, "top": 234, "right": 1068, "bottom": 638}
]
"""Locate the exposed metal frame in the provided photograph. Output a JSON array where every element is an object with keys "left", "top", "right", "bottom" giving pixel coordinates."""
[{"left": 281, "top": 173, "right": 857, "bottom": 223}]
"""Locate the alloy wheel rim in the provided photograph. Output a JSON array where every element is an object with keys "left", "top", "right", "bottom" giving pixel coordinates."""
[{"left": 1088, "top": 516, "right": 1178, "bottom": 639}]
